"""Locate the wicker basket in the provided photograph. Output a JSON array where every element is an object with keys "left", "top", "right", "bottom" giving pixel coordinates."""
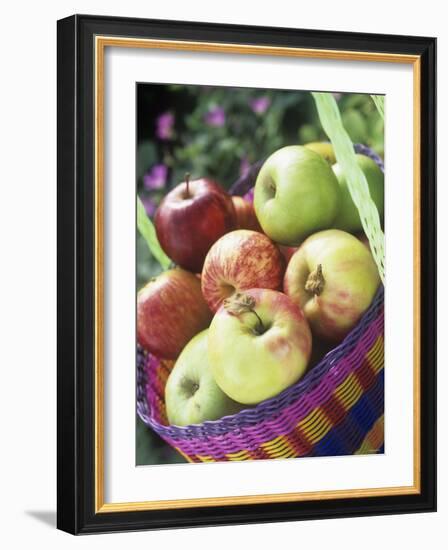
[{"left": 137, "top": 144, "right": 385, "bottom": 463}]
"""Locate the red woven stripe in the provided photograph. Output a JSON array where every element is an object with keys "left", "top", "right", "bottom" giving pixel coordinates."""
[
  {"left": 321, "top": 393, "right": 347, "bottom": 426},
  {"left": 288, "top": 425, "right": 313, "bottom": 456},
  {"left": 355, "top": 357, "right": 376, "bottom": 391}
]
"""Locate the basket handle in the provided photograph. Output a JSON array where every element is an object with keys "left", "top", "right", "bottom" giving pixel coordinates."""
[{"left": 312, "top": 93, "right": 385, "bottom": 283}]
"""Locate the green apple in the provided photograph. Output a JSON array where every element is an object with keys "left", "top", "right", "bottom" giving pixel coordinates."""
[
  {"left": 331, "top": 154, "right": 384, "bottom": 232},
  {"left": 208, "top": 289, "right": 312, "bottom": 405},
  {"left": 254, "top": 146, "right": 340, "bottom": 246},
  {"left": 283, "top": 229, "right": 380, "bottom": 343},
  {"left": 165, "top": 330, "right": 243, "bottom": 426},
  {"left": 304, "top": 142, "right": 336, "bottom": 164}
]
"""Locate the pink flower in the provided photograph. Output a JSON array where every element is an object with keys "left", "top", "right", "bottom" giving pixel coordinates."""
[
  {"left": 141, "top": 196, "right": 157, "bottom": 217},
  {"left": 239, "top": 157, "right": 251, "bottom": 177},
  {"left": 143, "top": 164, "right": 168, "bottom": 190},
  {"left": 204, "top": 106, "right": 225, "bottom": 127},
  {"left": 156, "top": 112, "right": 174, "bottom": 140},
  {"left": 244, "top": 188, "right": 254, "bottom": 203},
  {"left": 249, "top": 96, "right": 271, "bottom": 114}
]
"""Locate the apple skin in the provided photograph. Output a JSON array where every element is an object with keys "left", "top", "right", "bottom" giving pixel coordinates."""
[
  {"left": 254, "top": 146, "right": 340, "bottom": 246},
  {"left": 155, "top": 177, "right": 236, "bottom": 273},
  {"left": 165, "top": 330, "right": 243, "bottom": 426},
  {"left": 279, "top": 245, "right": 298, "bottom": 266},
  {"left": 283, "top": 229, "right": 380, "bottom": 343},
  {"left": 208, "top": 288, "right": 312, "bottom": 405},
  {"left": 232, "top": 195, "right": 262, "bottom": 232},
  {"left": 201, "top": 229, "right": 285, "bottom": 312},
  {"left": 137, "top": 268, "right": 212, "bottom": 360},
  {"left": 331, "top": 154, "right": 384, "bottom": 232},
  {"left": 304, "top": 142, "right": 336, "bottom": 164}
]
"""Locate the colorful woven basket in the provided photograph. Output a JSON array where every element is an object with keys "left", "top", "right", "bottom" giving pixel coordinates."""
[{"left": 137, "top": 143, "right": 385, "bottom": 463}]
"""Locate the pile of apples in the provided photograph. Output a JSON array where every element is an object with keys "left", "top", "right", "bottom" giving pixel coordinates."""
[{"left": 137, "top": 144, "right": 383, "bottom": 426}]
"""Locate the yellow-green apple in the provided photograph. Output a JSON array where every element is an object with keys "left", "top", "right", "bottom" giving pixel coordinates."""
[
  {"left": 208, "top": 289, "right": 312, "bottom": 405},
  {"left": 165, "top": 330, "right": 243, "bottom": 426},
  {"left": 232, "top": 195, "right": 262, "bottom": 232},
  {"left": 331, "top": 154, "right": 384, "bottom": 232},
  {"left": 137, "top": 268, "right": 212, "bottom": 360},
  {"left": 254, "top": 146, "right": 340, "bottom": 245},
  {"left": 155, "top": 175, "right": 236, "bottom": 273},
  {"left": 283, "top": 229, "right": 380, "bottom": 343},
  {"left": 304, "top": 141, "right": 336, "bottom": 164},
  {"left": 201, "top": 229, "right": 285, "bottom": 312}
]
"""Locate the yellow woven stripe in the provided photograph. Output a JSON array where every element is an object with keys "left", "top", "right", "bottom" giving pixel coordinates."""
[
  {"left": 334, "top": 372, "right": 363, "bottom": 410},
  {"left": 196, "top": 454, "right": 215, "bottom": 462},
  {"left": 261, "top": 435, "right": 296, "bottom": 458},
  {"left": 298, "top": 407, "right": 332, "bottom": 444},
  {"left": 261, "top": 433, "right": 286, "bottom": 450},
  {"left": 226, "top": 449, "right": 252, "bottom": 461},
  {"left": 366, "top": 336, "right": 384, "bottom": 374},
  {"left": 355, "top": 415, "right": 385, "bottom": 454}
]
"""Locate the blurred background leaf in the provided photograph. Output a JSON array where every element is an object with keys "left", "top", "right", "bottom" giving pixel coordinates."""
[{"left": 137, "top": 197, "right": 171, "bottom": 271}]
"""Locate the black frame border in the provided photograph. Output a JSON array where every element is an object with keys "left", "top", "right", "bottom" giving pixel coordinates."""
[{"left": 57, "top": 14, "right": 436, "bottom": 535}]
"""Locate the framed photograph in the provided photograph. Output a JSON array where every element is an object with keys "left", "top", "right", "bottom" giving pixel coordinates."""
[{"left": 57, "top": 14, "right": 436, "bottom": 534}]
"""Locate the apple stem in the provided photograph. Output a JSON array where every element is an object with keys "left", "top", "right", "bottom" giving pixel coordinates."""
[
  {"left": 305, "top": 264, "right": 325, "bottom": 296},
  {"left": 250, "top": 310, "right": 265, "bottom": 335},
  {"left": 223, "top": 292, "right": 265, "bottom": 334},
  {"left": 184, "top": 172, "right": 191, "bottom": 198}
]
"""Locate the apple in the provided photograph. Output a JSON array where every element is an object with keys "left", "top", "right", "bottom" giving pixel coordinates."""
[
  {"left": 155, "top": 175, "right": 236, "bottom": 273},
  {"left": 304, "top": 141, "right": 336, "bottom": 164},
  {"left": 201, "top": 229, "right": 285, "bottom": 312},
  {"left": 254, "top": 146, "right": 340, "bottom": 246},
  {"left": 283, "top": 229, "right": 380, "bottom": 343},
  {"left": 232, "top": 195, "right": 262, "bottom": 232},
  {"left": 332, "top": 154, "right": 384, "bottom": 232},
  {"left": 165, "top": 330, "right": 243, "bottom": 426},
  {"left": 208, "top": 289, "right": 312, "bottom": 405},
  {"left": 356, "top": 232, "right": 371, "bottom": 251},
  {"left": 137, "top": 268, "right": 212, "bottom": 360},
  {"left": 279, "top": 245, "right": 298, "bottom": 265}
]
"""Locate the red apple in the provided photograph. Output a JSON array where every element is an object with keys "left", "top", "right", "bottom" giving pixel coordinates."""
[
  {"left": 278, "top": 245, "right": 298, "bottom": 265},
  {"left": 283, "top": 229, "right": 380, "bottom": 343},
  {"left": 232, "top": 196, "right": 262, "bottom": 232},
  {"left": 137, "top": 268, "right": 212, "bottom": 360},
  {"left": 201, "top": 229, "right": 285, "bottom": 312},
  {"left": 155, "top": 175, "right": 237, "bottom": 273}
]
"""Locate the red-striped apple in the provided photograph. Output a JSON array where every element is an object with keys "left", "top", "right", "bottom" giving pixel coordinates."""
[
  {"left": 231, "top": 195, "right": 262, "bottom": 232},
  {"left": 201, "top": 229, "right": 285, "bottom": 312},
  {"left": 283, "top": 229, "right": 380, "bottom": 343},
  {"left": 155, "top": 175, "right": 236, "bottom": 272},
  {"left": 208, "top": 289, "right": 312, "bottom": 404},
  {"left": 137, "top": 268, "right": 212, "bottom": 360}
]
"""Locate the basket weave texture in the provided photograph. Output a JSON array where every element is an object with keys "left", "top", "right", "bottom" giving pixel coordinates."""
[{"left": 136, "top": 143, "right": 385, "bottom": 463}]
